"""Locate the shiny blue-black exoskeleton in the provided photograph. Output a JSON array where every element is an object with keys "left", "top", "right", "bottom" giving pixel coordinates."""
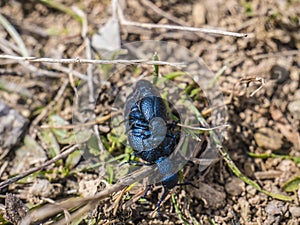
[{"left": 124, "top": 79, "right": 181, "bottom": 212}]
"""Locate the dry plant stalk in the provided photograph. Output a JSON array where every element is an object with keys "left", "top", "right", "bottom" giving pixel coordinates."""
[{"left": 0, "top": 54, "right": 186, "bottom": 67}]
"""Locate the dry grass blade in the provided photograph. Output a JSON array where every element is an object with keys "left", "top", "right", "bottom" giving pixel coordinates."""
[
  {"left": 117, "top": 3, "right": 248, "bottom": 38},
  {"left": 140, "top": 0, "right": 215, "bottom": 42},
  {"left": 24, "top": 166, "right": 153, "bottom": 224},
  {"left": 40, "top": 111, "right": 121, "bottom": 129},
  {"left": 0, "top": 13, "right": 29, "bottom": 57},
  {"left": 121, "top": 20, "right": 248, "bottom": 37},
  {"left": 25, "top": 136, "right": 186, "bottom": 223},
  {"left": 0, "top": 54, "right": 185, "bottom": 67},
  {"left": 0, "top": 144, "right": 79, "bottom": 190}
]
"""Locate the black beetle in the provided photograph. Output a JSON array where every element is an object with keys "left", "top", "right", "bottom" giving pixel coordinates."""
[{"left": 124, "top": 79, "right": 181, "bottom": 211}]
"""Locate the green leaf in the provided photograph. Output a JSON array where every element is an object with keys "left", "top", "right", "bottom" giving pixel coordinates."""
[
  {"left": 87, "top": 134, "right": 101, "bottom": 153},
  {"left": 241, "top": 0, "right": 254, "bottom": 17},
  {"left": 40, "top": 130, "right": 60, "bottom": 158},
  {"left": 39, "top": 0, "right": 83, "bottom": 24},
  {"left": 106, "top": 165, "right": 114, "bottom": 184},
  {"left": 153, "top": 52, "right": 159, "bottom": 85},
  {"left": 283, "top": 176, "right": 300, "bottom": 192},
  {"left": 23, "top": 135, "right": 46, "bottom": 156},
  {"left": 164, "top": 71, "right": 185, "bottom": 80},
  {"left": 220, "top": 148, "right": 293, "bottom": 201},
  {"left": 0, "top": 13, "right": 29, "bottom": 56},
  {"left": 247, "top": 152, "right": 300, "bottom": 164},
  {"left": 49, "top": 115, "right": 76, "bottom": 144},
  {"left": 0, "top": 213, "right": 10, "bottom": 224},
  {"left": 171, "top": 193, "right": 189, "bottom": 225},
  {"left": 190, "top": 88, "right": 200, "bottom": 98},
  {"left": 66, "top": 150, "right": 83, "bottom": 169}
]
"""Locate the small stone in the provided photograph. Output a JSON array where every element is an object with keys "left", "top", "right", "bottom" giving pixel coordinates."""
[
  {"left": 5, "top": 193, "right": 29, "bottom": 225},
  {"left": 290, "top": 68, "right": 299, "bottom": 81},
  {"left": 265, "top": 201, "right": 284, "bottom": 215},
  {"left": 29, "top": 179, "right": 53, "bottom": 197},
  {"left": 188, "top": 183, "right": 226, "bottom": 209},
  {"left": 270, "top": 65, "right": 289, "bottom": 84},
  {"left": 254, "top": 127, "right": 283, "bottom": 150},
  {"left": 225, "top": 177, "right": 245, "bottom": 196},
  {"left": 287, "top": 219, "right": 300, "bottom": 225},
  {"left": 248, "top": 195, "right": 260, "bottom": 206},
  {"left": 246, "top": 185, "right": 257, "bottom": 196},
  {"left": 0, "top": 101, "right": 27, "bottom": 150},
  {"left": 289, "top": 81, "right": 299, "bottom": 93},
  {"left": 192, "top": 2, "right": 206, "bottom": 26},
  {"left": 289, "top": 206, "right": 300, "bottom": 218},
  {"left": 243, "top": 161, "right": 255, "bottom": 177},
  {"left": 238, "top": 198, "right": 250, "bottom": 222},
  {"left": 277, "top": 160, "right": 294, "bottom": 172},
  {"left": 295, "top": 90, "right": 300, "bottom": 99},
  {"left": 10, "top": 135, "right": 47, "bottom": 175},
  {"left": 288, "top": 100, "right": 300, "bottom": 120},
  {"left": 254, "top": 170, "right": 282, "bottom": 180},
  {"left": 79, "top": 179, "right": 100, "bottom": 198}
]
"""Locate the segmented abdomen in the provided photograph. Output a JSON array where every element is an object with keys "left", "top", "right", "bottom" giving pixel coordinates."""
[{"left": 124, "top": 80, "right": 180, "bottom": 163}]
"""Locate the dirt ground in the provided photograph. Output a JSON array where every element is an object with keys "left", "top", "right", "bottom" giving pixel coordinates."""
[{"left": 0, "top": 0, "right": 300, "bottom": 224}]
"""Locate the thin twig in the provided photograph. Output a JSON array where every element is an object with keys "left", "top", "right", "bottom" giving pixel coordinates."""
[
  {"left": 178, "top": 123, "right": 230, "bottom": 131},
  {"left": 140, "top": 0, "right": 186, "bottom": 26},
  {"left": 52, "top": 203, "right": 93, "bottom": 225},
  {"left": 24, "top": 124, "right": 187, "bottom": 223},
  {"left": 0, "top": 12, "right": 49, "bottom": 38},
  {"left": 74, "top": 7, "right": 105, "bottom": 152},
  {"left": 201, "top": 101, "right": 231, "bottom": 117},
  {"left": 117, "top": 3, "right": 247, "bottom": 38},
  {"left": 140, "top": 0, "right": 215, "bottom": 42},
  {"left": 249, "top": 77, "right": 265, "bottom": 97},
  {"left": 50, "top": 63, "right": 88, "bottom": 80},
  {"left": 0, "top": 12, "right": 29, "bottom": 57},
  {"left": 0, "top": 37, "right": 23, "bottom": 56},
  {"left": 0, "top": 144, "right": 80, "bottom": 191},
  {"left": 2, "top": 32, "right": 77, "bottom": 83},
  {"left": 30, "top": 78, "right": 69, "bottom": 134},
  {"left": 0, "top": 54, "right": 185, "bottom": 67},
  {"left": 0, "top": 40, "right": 68, "bottom": 79},
  {"left": 121, "top": 19, "right": 248, "bottom": 37},
  {"left": 26, "top": 166, "right": 152, "bottom": 224},
  {"left": 253, "top": 50, "right": 300, "bottom": 60},
  {"left": 0, "top": 161, "right": 9, "bottom": 179},
  {"left": 215, "top": 76, "right": 264, "bottom": 113},
  {"left": 68, "top": 63, "right": 79, "bottom": 100},
  {"left": 40, "top": 111, "right": 121, "bottom": 129},
  {"left": 0, "top": 148, "right": 11, "bottom": 161},
  {"left": 0, "top": 78, "right": 32, "bottom": 98},
  {"left": 0, "top": 68, "right": 27, "bottom": 76}
]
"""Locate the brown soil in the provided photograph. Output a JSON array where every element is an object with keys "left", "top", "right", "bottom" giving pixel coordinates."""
[{"left": 0, "top": 0, "right": 299, "bottom": 224}]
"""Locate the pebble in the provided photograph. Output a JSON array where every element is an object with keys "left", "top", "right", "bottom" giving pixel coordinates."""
[
  {"left": 289, "top": 206, "right": 300, "bottom": 218},
  {"left": 248, "top": 195, "right": 260, "bottom": 206},
  {"left": 277, "top": 159, "right": 294, "bottom": 172},
  {"left": 254, "top": 127, "right": 283, "bottom": 150},
  {"left": 288, "top": 99, "right": 300, "bottom": 120},
  {"left": 225, "top": 177, "right": 245, "bottom": 196},
  {"left": 29, "top": 179, "right": 53, "bottom": 197},
  {"left": 295, "top": 90, "right": 300, "bottom": 99},
  {"left": 238, "top": 198, "right": 250, "bottom": 222},
  {"left": 188, "top": 183, "right": 226, "bottom": 209},
  {"left": 192, "top": 2, "right": 206, "bottom": 25},
  {"left": 290, "top": 68, "right": 299, "bottom": 81},
  {"left": 246, "top": 185, "right": 257, "bottom": 196},
  {"left": 265, "top": 201, "right": 284, "bottom": 215},
  {"left": 0, "top": 101, "right": 27, "bottom": 150}
]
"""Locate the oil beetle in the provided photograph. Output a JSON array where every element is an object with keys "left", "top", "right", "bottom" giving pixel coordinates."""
[{"left": 124, "top": 79, "right": 181, "bottom": 212}]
